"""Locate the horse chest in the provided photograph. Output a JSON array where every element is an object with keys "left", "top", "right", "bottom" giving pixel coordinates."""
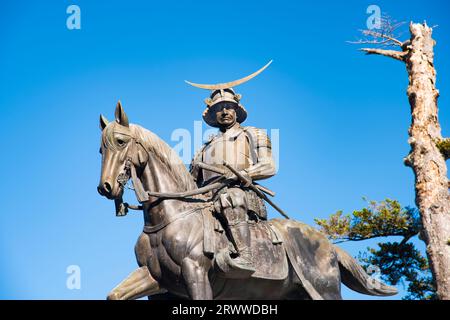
[
  {"left": 141, "top": 213, "right": 206, "bottom": 298},
  {"left": 146, "top": 230, "right": 193, "bottom": 296},
  {"left": 147, "top": 229, "right": 185, "bottom": 279}
]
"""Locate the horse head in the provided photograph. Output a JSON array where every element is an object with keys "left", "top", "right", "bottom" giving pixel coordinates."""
[
  {"left": 97, "top": 101, "right": 147, "bottom": 200},
  {"left": 98, "top": 100, "right": 197, "bottom": 203}
]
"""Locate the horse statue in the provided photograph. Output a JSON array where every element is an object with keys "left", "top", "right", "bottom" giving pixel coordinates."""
[{"left": 97, "top": 102, "right": 398, "bottom": 300}]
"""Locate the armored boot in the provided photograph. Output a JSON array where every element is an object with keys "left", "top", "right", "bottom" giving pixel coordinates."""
[
  {"left": 214, "top": 188, "right": 256, "bottom": 278},
  {"left": 228, "top": 222, "right": 256, "bottom": 274}
]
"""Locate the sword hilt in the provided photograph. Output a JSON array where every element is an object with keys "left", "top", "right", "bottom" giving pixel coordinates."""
[
  {"left": 223, "top": 161, "right": 290, "bottom": 219},
  {"left": 197, "top": 161, "right": 275, "bottom": 197}
]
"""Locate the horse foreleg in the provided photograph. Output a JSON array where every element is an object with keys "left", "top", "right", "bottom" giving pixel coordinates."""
[
  {"left": 181, "top": 258, "right": 213, "bottom": 300},
  {"left": 107, "top": 266, "right": 165, "bottom": 300}
]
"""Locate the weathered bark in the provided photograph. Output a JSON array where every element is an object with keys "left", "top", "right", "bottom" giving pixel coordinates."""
[
  {"left": 362, "top": 22, "right": 450, "bottom": 299},
  {"left": 404, "top": 23, "right": 450, "bottom": 300}
]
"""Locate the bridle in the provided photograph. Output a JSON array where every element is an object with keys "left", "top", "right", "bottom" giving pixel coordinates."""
[
  {"left": 113, "top": 130, "right": 155, "bottom": 213},
  {"left": 108, "top": 132, "right": 216, "bottom": 233},
  {"left": 112, "top": 132, "right": 227, "bottom": 217}
]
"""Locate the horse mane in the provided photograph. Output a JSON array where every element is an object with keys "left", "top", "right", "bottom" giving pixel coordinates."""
[{"left": 131, "top": 124, "right": 197, "bottom": 191}]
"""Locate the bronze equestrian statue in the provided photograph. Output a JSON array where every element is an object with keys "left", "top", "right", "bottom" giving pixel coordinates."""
[{"left": 97, "top": 62, "right": 398, "bottom": 300}]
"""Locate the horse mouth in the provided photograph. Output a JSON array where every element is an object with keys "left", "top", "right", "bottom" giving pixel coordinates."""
[
  {"left": 98, "top": 172, "right": 128, "bottom": 200},
  {"left": 108, "top": 171, "right": 130, "bottom": 199},
  {"left": 98, "top": 185, "right": 124, "bottom": 200},
  {"left": 109, "top": 188, "right": 124, "bottom": 200}
]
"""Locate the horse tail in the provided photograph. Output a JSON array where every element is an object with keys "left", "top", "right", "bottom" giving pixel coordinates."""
[{"left": 335, "top": 246, "right": 398, "bottom": 296}]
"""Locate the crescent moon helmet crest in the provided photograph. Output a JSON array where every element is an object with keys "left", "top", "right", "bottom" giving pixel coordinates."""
[
  {"left": 185, "top": 60, "right": 272, "bottom": 90},
  {"left": 185, "top": 60, "right": 272, "bottom": 128}
]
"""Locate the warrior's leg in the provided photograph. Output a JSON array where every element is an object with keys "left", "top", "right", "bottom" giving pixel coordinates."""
[
  {"left": 220, "top": 188, "right": 255, "bottom": 273},
  {"left": 107, "top": 266, "right": 165, "bottom": 300}
]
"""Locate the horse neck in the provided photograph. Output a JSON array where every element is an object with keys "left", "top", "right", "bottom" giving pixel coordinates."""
[{"left": 134, "top": 126, "right": 197, "bottom": 226}]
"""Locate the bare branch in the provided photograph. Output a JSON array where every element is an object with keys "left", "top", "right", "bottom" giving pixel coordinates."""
[
  {"left": 360, "top": 48, "right": 407, "bottom": 62},
  {"left": 360, "top": 29, "right": 404, "bottom": 46},
  {"left": 348, "top": 14, "right": 407, "bottom": 49},
  {"left": 347, "top": 38, "right": 393, "bottom": 46},
  {"left": 332, "top": 231, "right": 414, "bottom": 244}
]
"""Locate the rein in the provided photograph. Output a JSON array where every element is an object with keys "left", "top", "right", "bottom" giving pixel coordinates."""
[
  {"left": 142, "top": 204, "right": 211, "bottom": 234},
  {"left": 114, "top": 136, "right": 216, "bottom": 233},
  {"left": 116, "top": 135, "right": 224, "bottom": 214}
]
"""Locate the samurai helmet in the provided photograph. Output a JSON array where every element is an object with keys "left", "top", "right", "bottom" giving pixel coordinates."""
[{"left": 185, "top": 60, "right": 272, "bottom": 128}]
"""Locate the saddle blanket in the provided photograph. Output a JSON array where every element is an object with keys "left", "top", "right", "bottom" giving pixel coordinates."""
[{"left": 202, "top": 209, "right": 288, "bottom": 280}]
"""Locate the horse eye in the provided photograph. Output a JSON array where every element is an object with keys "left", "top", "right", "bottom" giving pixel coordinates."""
[
  {"left": 117, "top": 138, "right": 125, "bottom": 146},
  {"left": 99, "top": 148, "right": 102, "bottom": 154}
]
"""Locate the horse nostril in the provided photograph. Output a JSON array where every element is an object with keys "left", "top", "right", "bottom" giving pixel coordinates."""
[
  {"left": 97, "top": 182, "right": 112, "bottom": 196},
  {"left": 103, "top": 182, "right": 112, "bottom": 193},
  {"left": 97, "top": 186, "right": 105, "bottom": 196}
]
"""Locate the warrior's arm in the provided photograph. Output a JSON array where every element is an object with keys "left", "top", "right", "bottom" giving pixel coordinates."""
[
  {"left": 243, "top": 128, "right": 276, "bottom": 181},
  {"left": 243, "top": 149, "right": 276, "bottom": 181}
]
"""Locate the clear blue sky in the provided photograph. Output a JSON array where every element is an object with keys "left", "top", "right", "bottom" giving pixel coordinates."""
[{"left": 1, "top": 0, "right": 449, "bottom": 300}]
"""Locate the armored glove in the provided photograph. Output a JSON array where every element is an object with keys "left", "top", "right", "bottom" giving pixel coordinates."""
[{"left": 225, "top": 169, "right": 252, "bottom": 187}]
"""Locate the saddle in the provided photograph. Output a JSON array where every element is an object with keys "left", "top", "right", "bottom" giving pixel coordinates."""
[{"left": 201, "top": 207, "right": 289, "bottom": 280}]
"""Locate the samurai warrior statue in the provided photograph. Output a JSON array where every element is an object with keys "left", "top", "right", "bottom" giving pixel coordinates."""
[{"left": 187, "top": 61, "right": 276, "bottom": 274}]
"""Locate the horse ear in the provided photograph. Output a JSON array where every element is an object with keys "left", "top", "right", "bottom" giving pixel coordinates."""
[
  {"left": 99, "top": 114, "right": 109, "bottom": 131},
  {"left": 115, "top": 100, "right": 129, "bottom": 127}
]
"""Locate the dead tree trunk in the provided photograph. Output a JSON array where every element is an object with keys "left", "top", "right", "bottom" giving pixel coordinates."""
[{"left": 359, "top": 22, "right": 450, "bottom": 299}]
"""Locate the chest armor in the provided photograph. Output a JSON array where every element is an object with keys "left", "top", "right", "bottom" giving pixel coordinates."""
[{"left": 202, "top": 127, "right": 254, "bottom": 182}]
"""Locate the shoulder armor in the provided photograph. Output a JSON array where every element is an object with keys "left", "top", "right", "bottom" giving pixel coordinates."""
[{"left": 244, "top": 126, "right": 272, "bottom": 149}]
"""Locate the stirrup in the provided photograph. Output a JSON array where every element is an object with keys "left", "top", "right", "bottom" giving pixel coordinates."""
[
  {"left": 232, "top": 255, "right": 256, "bottom": 272},
  {"left": 215, "top": 249, "right": 256, "bottom": 279}
]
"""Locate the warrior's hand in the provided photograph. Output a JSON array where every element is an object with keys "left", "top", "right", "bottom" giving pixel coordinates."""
[
  {"left": 225, "top": 169, "right": 252, "bottom": 187},
  {"left": 224, "top": 170, "right": 237, "bottom": 181}
]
